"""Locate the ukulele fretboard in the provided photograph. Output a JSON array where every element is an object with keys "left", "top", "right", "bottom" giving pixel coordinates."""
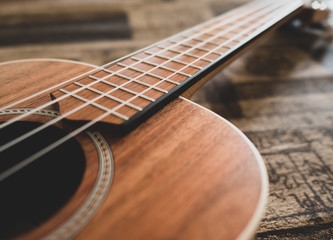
[{"left": 51, "top": 0, "right": 303, "bottom": 131}]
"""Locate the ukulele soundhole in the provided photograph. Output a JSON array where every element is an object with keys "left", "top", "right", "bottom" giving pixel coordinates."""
[{"left": 0, "top": 121, "right": 86, "bottom": 239}]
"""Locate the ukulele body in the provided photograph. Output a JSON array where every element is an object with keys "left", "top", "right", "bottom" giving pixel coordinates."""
[{"left": 0, "top": 59, "right": 267, "bottom": 239}]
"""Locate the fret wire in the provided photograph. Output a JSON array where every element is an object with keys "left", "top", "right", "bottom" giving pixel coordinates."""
[
  {"left": 59, "top": 89, "right": 129, "bottom": 120},
  {"left": 189, "top": 37, "right": 212, "bottom": 44},
  {"left": 103, "top": 68, "right": 132, "bottom": 81},
  {"left": 116, "top": 62, "right": 179, "bottom": 88},
  {"left": 228, "top": 29, "right": 240, "bottom": 34},
  {"left": 115, "top": 63, "right": 170, "bottom": 92},
  {"left": 189, "top": 29, "right": 200, "bottom": 34},
  {"left": 196, "top": 31, "right": 216, "bottom": 37},
  {"left": 177, "top": 35, "right": 236, "bottom": 57},
  {"left": 104, "top": 67, "right": 168, "bottom": 93},
  {"left": 132, "top": 57, "right": 192, "bottom": 78},
  {"left": 188, "top": 37, "right": 204, "bottom": 42},
  {"left": 169, "top": 40, "right": 228, "bottom": 57},
  {"left": 143, "top": 51, "right": 203, "bottom": 70},
  {"left": 89, "top": 75, "right": 155, "bottom": 102},
  {"left": 95, "top": 69, "right": 156, "bottom": 102},
  {"left": 74, "top": 82, "right": 143, "bottom": 111},
  {"left": 169, "top": 41, "right": 214, "bottom": 53},
  {"left": 173, "top": 39, "right": 228, "bottom": 51},
  {"left": 158, "top": 46, "right": 215, "bottom": 63},
  {"left": 130, "top": 57, "right": 192, "bottom": 78},
  {"left": 103, "top": 67, "right": 141, "bottom": 83},
  {"left": 188, "top": 37, "right": 232, "bottom": 49}
]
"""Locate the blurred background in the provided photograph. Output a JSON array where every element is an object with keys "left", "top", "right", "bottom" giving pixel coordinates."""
[
  {"left": 0, "top": 0, "right": 248, "bottom": 64},
  {"left": 1, "top": 0, "right": 333, "bottom": 239}
]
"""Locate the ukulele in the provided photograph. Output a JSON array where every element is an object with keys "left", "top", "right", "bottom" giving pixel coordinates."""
[{"left": 0, "top": 0, "right": 329, "bottom": 239}]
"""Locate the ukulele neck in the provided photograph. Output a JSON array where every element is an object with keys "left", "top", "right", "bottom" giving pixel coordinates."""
[{"left": 51, "top": 0, "right": 304, "bottom": 133}]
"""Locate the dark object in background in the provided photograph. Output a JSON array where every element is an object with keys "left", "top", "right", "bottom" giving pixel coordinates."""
[{"left": 0, "top": 11, "right": 131, "bottom": 46}]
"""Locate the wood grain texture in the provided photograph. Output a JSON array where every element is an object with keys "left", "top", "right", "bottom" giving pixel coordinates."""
[{"left": 0, "top": 60, "right": 267, "bottom": 239}]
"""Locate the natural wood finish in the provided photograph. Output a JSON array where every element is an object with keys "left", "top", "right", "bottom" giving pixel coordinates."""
[{"left": 0, "top": 60, "right": 267, "bottom": 239}]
